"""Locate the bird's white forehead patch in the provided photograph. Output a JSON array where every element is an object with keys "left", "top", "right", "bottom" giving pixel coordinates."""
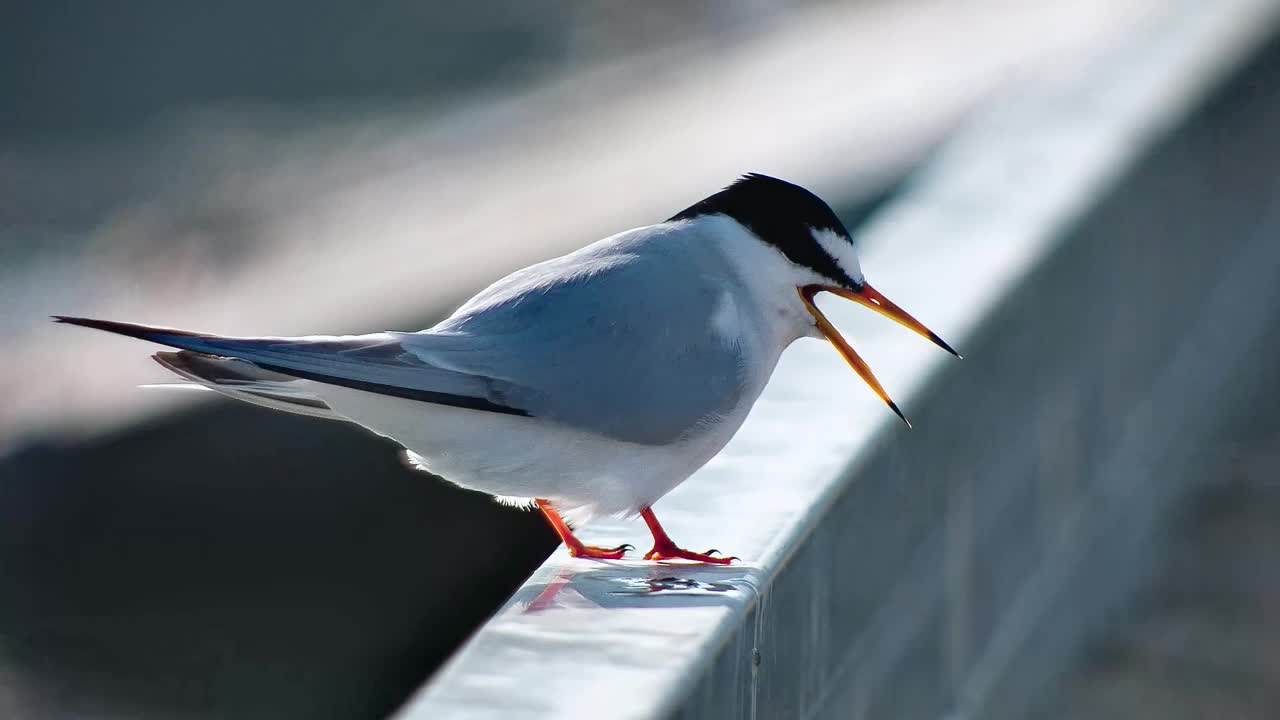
[{"left": 811, "top": 227, "right": 863, "bottom": 284}]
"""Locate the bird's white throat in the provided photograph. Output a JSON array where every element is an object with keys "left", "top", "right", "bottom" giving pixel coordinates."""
[{"left": 692, "top": 214, "right": 830, "bottom": 348}]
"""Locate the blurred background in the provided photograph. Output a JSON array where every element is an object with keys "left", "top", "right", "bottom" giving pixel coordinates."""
[{"left": 1, "top": 1, "right": 1277, "bottom": 718}]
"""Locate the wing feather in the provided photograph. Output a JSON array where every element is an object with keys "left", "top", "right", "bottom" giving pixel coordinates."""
[{"left": 55, "top": 223, "right": 750, "bottom": 444}]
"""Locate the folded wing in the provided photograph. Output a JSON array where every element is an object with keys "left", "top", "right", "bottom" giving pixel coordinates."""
[
  {"left": 53, "top": 316, "right": 529, "bottom": 417},
  {"left": 55, "top": 225, "right": 750, "bottom": 445}
]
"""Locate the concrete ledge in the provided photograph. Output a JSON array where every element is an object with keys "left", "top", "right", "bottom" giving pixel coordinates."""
[{"left": 397, "top": 2, "right": 1280, "bottom": 718}]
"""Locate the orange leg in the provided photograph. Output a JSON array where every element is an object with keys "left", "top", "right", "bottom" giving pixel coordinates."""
[
  {"left": 536, "top": 499, "right": 632, "bottom": 560},
  {"left": 640, "top": 507, "right": 736, "bottom": 564}
]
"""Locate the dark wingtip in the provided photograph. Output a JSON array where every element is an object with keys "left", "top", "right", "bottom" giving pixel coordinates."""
[
  {"left": 50, "top": 315, "right": 189, "bottom": 342},
  {"left": 887, "top": 400, "right": 913, "bottom": 429},
  {"left": 52, "top": 315, "right": 111, "bottom": 329}
]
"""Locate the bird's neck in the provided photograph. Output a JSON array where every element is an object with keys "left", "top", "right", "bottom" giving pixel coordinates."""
[{"left": 696, "top": 215, "right": 817, "bottom": 351}]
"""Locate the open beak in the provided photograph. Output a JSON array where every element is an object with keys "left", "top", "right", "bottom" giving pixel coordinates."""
[{"left": 799, "top": 282, "right": 960, "bottom": 428}]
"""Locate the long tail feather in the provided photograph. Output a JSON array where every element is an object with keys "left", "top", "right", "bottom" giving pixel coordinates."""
[
  {"left": 52, "top": 316, "right": 203, "bottom": 343},
  {"left": 53, "top": 315, "right": 528, "bottom": 416},
  {"left": 151, "top": 351, "right": 346, "bottom": 421}
]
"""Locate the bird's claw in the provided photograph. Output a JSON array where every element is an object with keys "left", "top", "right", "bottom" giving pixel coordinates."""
[
  {"left": 703, "top": 549, "right": 740, "bottom": 561},
  {"left": 643, "top": 545, "right": 736, "bottom": 564},
  {"left": 567, "top": 543, "right": 632, "bottom": 560}
]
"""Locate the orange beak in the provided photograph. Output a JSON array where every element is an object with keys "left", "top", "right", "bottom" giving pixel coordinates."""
[{"left": 799, "top": 282, "right": 959, "bottom": 427}]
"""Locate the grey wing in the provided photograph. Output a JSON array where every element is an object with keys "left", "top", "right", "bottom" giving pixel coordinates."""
[
  {"left": 401, "top": 240, "right": 749, "bottom": 445},
  {"left": 53, "top": 317, "right": 531, "bottom": 417},
  {"left": 167, "top": 333, "right": 531, "bottom": 417},
  {"left": 65, "top": 228, "right": 749, "bottom": 444}
]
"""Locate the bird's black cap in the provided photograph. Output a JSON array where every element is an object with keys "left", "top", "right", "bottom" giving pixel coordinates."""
[{"left": 670, "top": 173, "right": 860, "bottom": 288}]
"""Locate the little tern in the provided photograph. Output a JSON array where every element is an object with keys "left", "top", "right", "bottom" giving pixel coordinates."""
[{"left": 56, "top": 174, "right": 957, "bottom": 563}]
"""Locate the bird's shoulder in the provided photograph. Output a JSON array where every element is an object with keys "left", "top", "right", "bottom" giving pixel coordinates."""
[
  {"left": 402, "top": 224, "right": 751, "bottom": 445},
  {"left": 438, "top": 223, "right": 727, "bottom": 334}
]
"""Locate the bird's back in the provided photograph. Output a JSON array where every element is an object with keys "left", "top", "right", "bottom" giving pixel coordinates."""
[{"left": 408, "top": 223, "right": 753, "bottom": 445}]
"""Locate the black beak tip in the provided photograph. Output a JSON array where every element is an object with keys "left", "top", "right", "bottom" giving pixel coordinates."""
[
  {"left": 887, "top": 401, "right": 912, "bottom": 429},
  {"left": 931, "top": 332, "right": 962, "bottom": 359}
]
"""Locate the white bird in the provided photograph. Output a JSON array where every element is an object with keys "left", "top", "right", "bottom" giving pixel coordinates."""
[{"left": 56, "top": 174, "right": 957, "bottom": 563}]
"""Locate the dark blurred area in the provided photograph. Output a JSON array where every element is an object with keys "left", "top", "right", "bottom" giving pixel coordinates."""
[
  {"left": 0, "top": 406, "right": 555, "bottom": 719},
  {"left": 1036, "top": 440, "right": 1280, "bottom": 719},
  {"left": 3, "top": 1, "right": 552, "bottom": 140},
  {"left": 1, "top": 1, "right": 788, "bottom": 142}
]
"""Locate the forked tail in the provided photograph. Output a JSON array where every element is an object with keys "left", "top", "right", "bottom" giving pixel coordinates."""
[
  {"left": 151, "top": 351, "right": 345, "bottom": 420},
  {"left": 54, "top": 316, "right": 345, "bottom": 421}
]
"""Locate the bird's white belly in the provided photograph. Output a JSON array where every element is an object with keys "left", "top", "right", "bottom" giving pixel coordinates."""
[
  {"left": 311, "top": 282, "right": 786, "bottom": 523},
  {"left": 314, "top": 383, "right": 759, "bottom": 521}
]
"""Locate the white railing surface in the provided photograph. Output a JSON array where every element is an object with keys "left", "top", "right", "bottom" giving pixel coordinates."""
[{"left": 394, "top": 2, "right": 1280, "bottom": 719}]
